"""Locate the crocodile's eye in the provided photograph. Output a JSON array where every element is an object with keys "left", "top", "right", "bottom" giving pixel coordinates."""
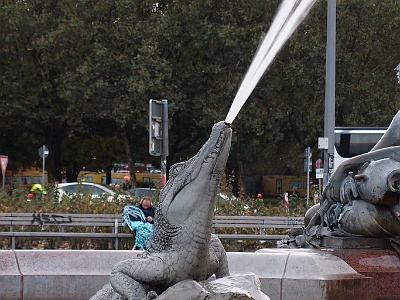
[{"left": 169, "top": 163, "right": 185, "bottom": 177}]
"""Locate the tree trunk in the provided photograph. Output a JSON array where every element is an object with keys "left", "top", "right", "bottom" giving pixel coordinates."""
[
  {"left": 121, "top": 125, "right": 136, "bottom": 188},
  {"left": 46, "top": 127, "right": 64, "bottom": 184}
]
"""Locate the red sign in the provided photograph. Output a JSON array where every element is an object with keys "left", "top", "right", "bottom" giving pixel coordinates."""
[
  {"left": 161, "top": 174, "right": 167, "bottom": 187},
  {"left": 315, "top": 158, "right": 322, "bottom": 169},
  {"left": 0, "top": 155, "right": 8, "bottom": 177}
]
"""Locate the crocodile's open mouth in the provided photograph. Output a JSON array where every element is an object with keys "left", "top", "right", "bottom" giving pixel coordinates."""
[{"left": 207, "top": 123, "right": 232, "bottom": 176}]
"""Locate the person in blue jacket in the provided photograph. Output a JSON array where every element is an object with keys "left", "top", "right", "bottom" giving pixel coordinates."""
[
  {"left": 122, "top": 196, "right": 156, "bottom": 250},
  {"left": 137, "top": 196, "right": 156, "bottom": 224}
]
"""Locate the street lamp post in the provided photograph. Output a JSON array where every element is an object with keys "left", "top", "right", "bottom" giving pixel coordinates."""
[{"left": 323, "top": 0, "right": 336, "bottom": 185}]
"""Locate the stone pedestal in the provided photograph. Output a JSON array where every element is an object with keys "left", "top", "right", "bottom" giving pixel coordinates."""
[
  {"left": 2, "top": 244, "right": 397, "bottom": 299},
  {"left": 0, "top": 249, "right": 371, "bottom": 300},
  {"left": 321, "top": 236, "right": 392, "bottom": 249},
  {"left": 254, "top": 248, "right": 371, "bottom": 300},
  {"left": 323, "top": 247, "right": 400, "bottom": 300}
]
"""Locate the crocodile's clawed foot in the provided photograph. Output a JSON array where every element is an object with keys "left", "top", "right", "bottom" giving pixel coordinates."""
[{"left": 146, "top": 291, "right": 158, "bottom": 300}]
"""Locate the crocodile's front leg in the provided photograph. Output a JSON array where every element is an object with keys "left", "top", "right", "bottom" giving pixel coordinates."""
[
  {"left": 209, "top": 234, "right": 230, "bottom": 278},
  {"left": 110, "top": 256, "right": 166, "bottom": 300}
]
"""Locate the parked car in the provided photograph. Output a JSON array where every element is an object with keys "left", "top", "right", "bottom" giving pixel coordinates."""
[
  {"left": 56, "top": 182, "right": 124, "bottom": 202},
  {"left": 134, "top": 188, "right": 157, "bottom": 197}
]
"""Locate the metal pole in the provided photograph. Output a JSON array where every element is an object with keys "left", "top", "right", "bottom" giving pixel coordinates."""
[
  {"left": 161, "top": 157, "right": 167, "bottom": 186},
  {"left": 161, "top": 100, "right": 169, "bottom": 186},
  {"left": 323, "top": 0, "right": 336, "bottom": 186},
  {"left": 319, "top": 178, "right": 322, "bottom": 197},
  {"left": 306, "top": 168, "right": 310, "bottom": 207},
  {"left": 42, "top": 145, "right": 46, "bottom": 188}
]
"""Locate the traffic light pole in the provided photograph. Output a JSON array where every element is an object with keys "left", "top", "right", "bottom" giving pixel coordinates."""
[
  {"left": 307, "top": 165, "right": 310, "bottom": 207},
  {"left": 323, "top": 0, "right": 336, "bottom": 185},
  {"left": 304, "top": 147, "right": 311, "bottom": 207},
  {"left": 38, "top": 145, "right": 49, "bottom": 188},
  {"left": 42, "top": 146, "right": 46, "bottom": 187},
  {"left": 161, "top": 100, "right": 169, "bottom": 186}
]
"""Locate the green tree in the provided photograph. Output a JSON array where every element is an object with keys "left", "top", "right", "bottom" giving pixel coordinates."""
[
  {"left": 0, "top": 1, "right": 100, "bottom": 179},
  {"left": 1, "top": 0, "right": 399, "bottom": 189},
  {"left": 159, "top": 0, "right": 285, "bottom": 166},
  {"left": 335, "top": 1, "right": 400, "bottom": 126},
  {"left": 58, "top": 0, "right": 173, "bottom": 182},
  {"left": 0, "top": 0, "right": 173, "bottom": 182}
]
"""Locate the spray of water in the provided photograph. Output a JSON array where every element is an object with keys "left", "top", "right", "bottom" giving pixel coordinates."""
[{"left": 225, "top": 0, "right": 318, "bottom": 124}]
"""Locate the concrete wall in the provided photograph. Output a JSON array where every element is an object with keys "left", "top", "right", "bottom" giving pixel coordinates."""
[{"left": 0, "top": 249, "right": 370, "bottom": 300}]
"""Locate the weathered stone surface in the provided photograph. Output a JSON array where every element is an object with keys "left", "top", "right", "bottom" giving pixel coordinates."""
[
  {"left": 321, "top": 235, "right": 392, "bottom": 249},
  {"left": 156, "top": 273, "right": 270, "bottom": 300},
  {"left": 255, "top": 249, "right": 371, "bottom": 300},
  {"left": 0, "top": 250, "right": 374, "bottom": 300},
  {"left": 154, "top": 280, "right": 208, "bottom": 300},
  {"left": 327, "top": 248, "right": 400, "bottom": 300},
  {"left": 0, "top": 250, "right": 20, "bottom": 300}
]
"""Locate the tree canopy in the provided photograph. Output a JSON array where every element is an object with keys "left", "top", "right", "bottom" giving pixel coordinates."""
[{"left": 0, "top": 0, "right": 399, "bottom": 184}]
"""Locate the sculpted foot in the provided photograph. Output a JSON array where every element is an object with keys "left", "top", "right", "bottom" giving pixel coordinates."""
[{"left": 146, "top": 291, "right": 158, "bottom": 300}]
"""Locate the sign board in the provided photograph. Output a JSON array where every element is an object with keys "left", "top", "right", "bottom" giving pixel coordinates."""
[
  {"left": 38, "top": 145, "right": 49, "bottom": 158},
  {"left": 0, "top": 155, "right": 8, "bottom": 177},
  {"left": 315, "top": 158, "right": 322, "bottom": 169},
  {"left": 318, "top": 137, "right": 328, "bottom": 149},
  {"left": 316, "top": 168, "right": 324, "bottom": 179},
  {"left": 328, "top": 153, "right": 334, "bottom": 174}
]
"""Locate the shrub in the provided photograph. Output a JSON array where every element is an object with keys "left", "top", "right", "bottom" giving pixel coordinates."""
[{"left": 0, "top": 187, "right": 308, "bottom": 251}]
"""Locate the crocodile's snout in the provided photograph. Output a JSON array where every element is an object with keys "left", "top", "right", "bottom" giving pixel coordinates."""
[{"left": 157, "top": 120, "right": 231, "bottom": 226}]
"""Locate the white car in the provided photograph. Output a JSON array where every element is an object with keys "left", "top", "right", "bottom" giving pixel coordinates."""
[
  {"left": 56, "top": 182, "right": 122, "bottom": 202},
  {"left": 134, "top": 188, "right": 157, "bottom": 197}
]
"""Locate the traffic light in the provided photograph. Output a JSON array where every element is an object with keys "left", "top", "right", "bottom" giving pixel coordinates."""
[
  {"left": 303, "top": 147, "right": 312, "bottom": 173},
  {"left": 149, "top": 99, "right": 168, "bottom": 157}
]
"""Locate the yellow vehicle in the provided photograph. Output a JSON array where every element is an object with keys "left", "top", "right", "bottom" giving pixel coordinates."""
[
  {"left": 78, "top": 172, "right": 105, "bottom": 184},
  {"left": 134, "top": 172, "right": 162, "bottom": 188},
  {"left": 262, "top": 175, "right": 308, "bottom": 198},
  {"left": 219, "top": 172, "right": 227, "bottom": 191},
  {"left": 3, "top": 169, "right": 48, "bottom": 190},
  {"left": 106, "top": 171, "right": 161, "bottom": 188},
  {"left": 78, "top": 171, "right": 161, "bottom": 188}
]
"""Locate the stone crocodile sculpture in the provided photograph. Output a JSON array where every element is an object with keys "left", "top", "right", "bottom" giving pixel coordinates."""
[
  {"left": 281, "top": 110, "right": 400, "bottom": 248},
  {"left": 91, "top": 121, "right": 232, "bottom": 300}
]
